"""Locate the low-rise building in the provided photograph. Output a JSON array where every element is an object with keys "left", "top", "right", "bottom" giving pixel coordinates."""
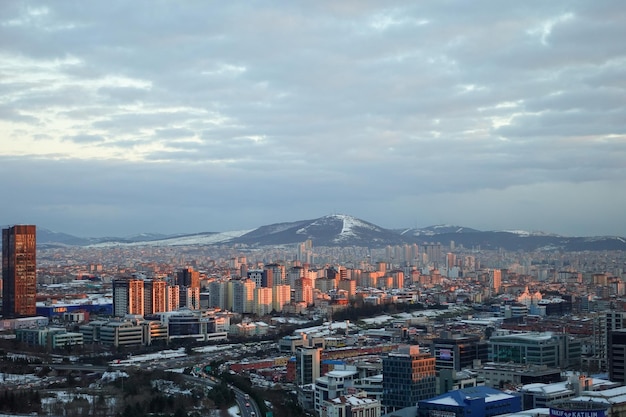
[
  {"left": 322, "top": 393, "right": 380, "bottom": 417},
  {"left": 417, "top": 386, "right": 522, "bottom": 417},
  {"left": 314, "top": 367, "right": 359, "bottom": 415},
  {"left": 15, "top": 327, "right": 84, "bottom": 349},
  {"left": 474, "top": 362, "right": 562, "bottom": 389},
  {"left": 488, "top": 331, "right": 581, "bottom": 368},
  {"left": 100, "top": 321, "right": 144, "bottom": 346}
]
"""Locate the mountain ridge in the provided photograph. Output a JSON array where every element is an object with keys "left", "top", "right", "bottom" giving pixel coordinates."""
[{"left": 26, "top": 215, "right": 626, "bottom": 251}]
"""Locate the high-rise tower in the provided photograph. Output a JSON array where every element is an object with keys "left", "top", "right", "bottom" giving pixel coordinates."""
[
  {"left": 2, "top": 225, "right": 37, "bottom": 318},
  {"left": 176, "top": 267, "right": 200, "bottom": 288}
]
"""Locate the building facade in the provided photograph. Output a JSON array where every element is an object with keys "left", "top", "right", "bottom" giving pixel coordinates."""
[
  {"left": 296, "top": 347, "right": 322, "bottom": 386},
  {"left": 322, "top": 393, "right": 381, "bottom": 417},
  {"left": 2, "top": 225, "right": 37, "bottom": 318},
  {"left": 609, "top": 328, "right": 626, "bottom": 384},
  {"left": 431, "top": 332, "right": 488, "bottom": 372},
  {"left": 382, "top": 345, "right": 436, "bottom": 412},
  {"left": 488, "top": 331, "right": 581, "bottom": 368}
]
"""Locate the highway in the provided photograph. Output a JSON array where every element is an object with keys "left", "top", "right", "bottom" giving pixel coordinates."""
[{"left": 180, "top": 373, "right": 260, "bottom": 417}]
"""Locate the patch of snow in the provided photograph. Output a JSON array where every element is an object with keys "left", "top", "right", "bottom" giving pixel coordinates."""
[
  {"left": 263, "top": 223, "right": 300, "bottom": 234},
  {"left": 89, "top": 230, "right": 252, "bottom": 247},
  {"left": 152, "top": 379, "right": 191, "bottom": 396},
  {"left": 228, "top": 404, "right": 241, "bottom": 417},
  {"left": 110, "top": 348, "right": 186, "bottom": 366},
  {"left": 334, "top": 214, "right": 378, "bottom": 241},
  {"left": 101, "top": 370, "right": 128, "bottom": 382},
  {"left": 503, "top": 230, "right": 531, "bottom": 236},
  {"left": 361, "top": 315, "right": 394, "bottom": 325},
  {"left": 0, "top": 372, "right": 40, "bottom": 386},
  {"left": 193, "top": 344, "right": 236, "bottom": 354}
]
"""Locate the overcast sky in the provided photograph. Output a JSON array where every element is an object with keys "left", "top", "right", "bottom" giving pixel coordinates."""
[{"left": 1, "top": 1, "right": 625, "bottom": 238}]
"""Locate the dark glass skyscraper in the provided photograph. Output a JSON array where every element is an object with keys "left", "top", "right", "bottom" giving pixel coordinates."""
[{"left": 2, "top": 225, "right": 37, "bottom": 318}]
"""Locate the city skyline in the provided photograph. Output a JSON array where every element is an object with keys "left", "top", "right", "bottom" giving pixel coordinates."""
[{"left": 1, "top": 2, "right": 625, "bottom": 238}]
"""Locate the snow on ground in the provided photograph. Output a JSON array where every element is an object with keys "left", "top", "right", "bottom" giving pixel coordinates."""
[
  {"left": 40, "top": 390, "right": 119, "bottom": 415},
  {"left": 293, "top": 320, "right": 351, "bottom": 336},
  {"left": 228, "top": 404, "right": 241, "bottom": 417},
  {"left": 361, "top": 315, "right": 394, "bottom": 325},
  {"left": 194, "top": 344, "right": 236, "bottom": 354},
  {"left": 6, "top": 352, "right": 42, "bottom": 362},
  {"left": 90, "top": 230, "right": 252, "bottom": 247},
  {"left": 110, "top": 347, "right": 186, "bottom": 365},
  {"left": 360, "top": 307, "right": 471, "bottom": 325},
  {"left": 100, "top": 370, "right": 128, "bottom": 382},
  {"left": 0, "top": 372, "right": 39, "bottom": 384},
  {"left": 152, "top": 379, "right": 191, "bottom": 396},
  {"left": 270, "top": 317, "right": 310, "bottom": 326}
]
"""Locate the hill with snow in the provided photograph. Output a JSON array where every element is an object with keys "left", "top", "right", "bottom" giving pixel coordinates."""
[{"left": 31, "top": 217, "right": 626, "bottom": 251}]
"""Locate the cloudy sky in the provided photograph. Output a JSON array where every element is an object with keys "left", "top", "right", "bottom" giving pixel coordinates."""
[{"left": 1, "top": 1, "right": 625, "bottom": 238}]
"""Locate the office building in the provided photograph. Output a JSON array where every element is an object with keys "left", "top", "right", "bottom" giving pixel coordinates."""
[
  {"left": 296, "top": 347, "right": 322, "bottom": 386},
  {"left": 100, "top": 321, "right": 144, "bottom": 347},
  {"left": 176, "top": 267, "right": 199, "bottom": 288},
  {"left": 488, "top": 331, "right": 582, "bottom": 368},
  {"left": 2, "top": 225, "right": 37, "bottom": 318},
  {"left": 474, "top": 362, "right": 562, "bottom": 389},
  {"left": 603, "top": 311, "right": 626, "bottom": 372},
  {"left": 314, "top": 367, "right": 358, "bottom": 415},
  {"left": 432, "top": 332, "right": 488, "bottom": 372},
  {"left": 16, "top": 327, "right": 84, "bottom": 350},
  {"left": 609, "top": 328, "right": 626, "bottom": 384},
  {"left": 382, "top": 345, "right": 436, "bottom": 412},
  {"left": 519, "top": 374, "right": 598, "bottom": 410}
]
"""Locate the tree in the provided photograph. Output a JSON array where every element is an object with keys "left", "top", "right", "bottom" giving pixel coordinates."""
[
  {"left": 173, "top": 407, "right": 187, "bottom": 417},
  {"left": 485, "top": 326, "right": 495, "bottom": 340}
]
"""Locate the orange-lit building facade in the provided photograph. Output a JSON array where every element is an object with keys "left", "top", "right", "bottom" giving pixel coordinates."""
[
  {"left": 146, "top": 279, "right": 167, "bottom": 314},
  {"left": 2, "top": 225, "right": 37, "bottom": 318}
]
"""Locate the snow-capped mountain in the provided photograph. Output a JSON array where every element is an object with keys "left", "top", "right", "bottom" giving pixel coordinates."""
[
  {"left": 233, "top": 214, "right": 406, "bottom": 247},
  {"left": 31, "top": 217, "right": 626, "bottom": 251},
  {"left": 400, "top": 224, "right": 481, "bottom": 237},
  {"left": 89, "top": 230, "right": 252, "bottom": 248}
]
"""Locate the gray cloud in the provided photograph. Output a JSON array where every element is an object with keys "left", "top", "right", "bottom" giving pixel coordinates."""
[
  {"left": 63, "top": 134, "right": 105, "bottom": 144},
  {"left": 0, "top": 1, "right": 625, "bottom": 237}
]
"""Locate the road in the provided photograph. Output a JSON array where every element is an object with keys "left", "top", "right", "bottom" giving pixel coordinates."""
[{"left": 181, "top": 373, "right": 260, "bottom": 417}]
